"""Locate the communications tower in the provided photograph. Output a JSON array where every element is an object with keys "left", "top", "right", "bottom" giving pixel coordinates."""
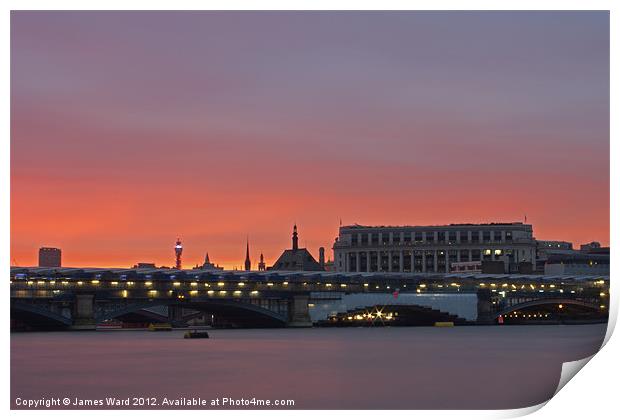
[{"left": 175, "top": 238, "right": 183, "bottom": 269}]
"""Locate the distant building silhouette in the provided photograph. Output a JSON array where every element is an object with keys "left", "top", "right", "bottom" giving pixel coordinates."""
[
  {"left": 244, "top": 239, "right": 251, "bottom": 271},
  {"left": 133, "top": 262, "right": 156, "bottom": 269},
  {"left": 198, "top": 253, "right": 224, "bottom": 270},
  {"left": 269, "top": 225, "right": 324, "bottom": 271},
  {"left": 39, "top": 247, "right": 61, "bottom": 267},
  {"left": 258, "top": 253, "right": 266, "bottom": 271}
]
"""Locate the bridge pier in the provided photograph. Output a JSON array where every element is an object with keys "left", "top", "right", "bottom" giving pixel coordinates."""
[
  {"left": 71, "top": 294, "right": 97, "bottom": 330},
  {"left": 167, "top": 305, "right": 186, "bottom": 327},
  {"left": 476, "top": 289, "right": 494, "bottom": 325},
  {"left": 287, "top": 295, "right": 312, "bottom": 327}
]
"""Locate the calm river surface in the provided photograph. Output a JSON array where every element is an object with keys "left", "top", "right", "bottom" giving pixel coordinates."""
[{"left": 11, "top": 324, "right": 607, "bottom": 410}]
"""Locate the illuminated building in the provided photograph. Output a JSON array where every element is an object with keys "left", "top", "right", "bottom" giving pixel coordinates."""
[{"left": 333, "top": 222, "right": 537, "bottom": 273}]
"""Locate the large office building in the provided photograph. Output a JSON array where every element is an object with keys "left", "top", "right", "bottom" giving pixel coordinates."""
[
  {"left": 38, "top": 247, "right": 62, "bottom": 267},
  {"left": 333, "top": 222, "right": 537, "bottom": 273}
]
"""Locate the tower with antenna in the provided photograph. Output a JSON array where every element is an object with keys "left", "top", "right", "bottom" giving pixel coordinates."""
[
  {"left": 175, "top": 238, "right": 183, "bottom": 269},
  {"left": 244, "top": 238, "right": 251, "bottom": 271}
]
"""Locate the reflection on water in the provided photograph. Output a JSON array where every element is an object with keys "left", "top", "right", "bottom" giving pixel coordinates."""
[{"left": 11, "top": 324, "right": 607, "bottom": 409}]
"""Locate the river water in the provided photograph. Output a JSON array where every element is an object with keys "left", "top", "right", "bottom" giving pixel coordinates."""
[{"left": 11, "top": 324, "right": 607, "bottom": 410}]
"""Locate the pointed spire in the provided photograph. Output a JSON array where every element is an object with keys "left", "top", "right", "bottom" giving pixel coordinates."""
[{"left": 244, "top": 236, "right": 251, "bottom": 271}]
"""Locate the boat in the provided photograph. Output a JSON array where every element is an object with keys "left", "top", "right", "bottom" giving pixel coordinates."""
[
  {"left": 148, "top": 323, "right": 172, "bottom": 331},
  {"left": 184, "top": 330, "right": 210, "bottom": 339}
]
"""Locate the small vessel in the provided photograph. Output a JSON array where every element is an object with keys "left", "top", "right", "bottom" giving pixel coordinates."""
[
  {"left": 148, "top": 323, "right": 172, "bottom": 331},
  {"left": 184, "top": 330, "right": 210, "bottom": 339}
]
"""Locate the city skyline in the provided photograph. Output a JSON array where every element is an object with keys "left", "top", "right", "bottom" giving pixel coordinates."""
[
  {"left": 13, "top": 219, "right": 607, "bottom": 270},
  {"left": 11, "top": 11, "right": 609, "bottom": 269}
]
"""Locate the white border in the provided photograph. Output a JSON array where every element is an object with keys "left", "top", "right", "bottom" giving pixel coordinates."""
[{"left": 3, "top": 2, "right": 617, "bottom": 420}]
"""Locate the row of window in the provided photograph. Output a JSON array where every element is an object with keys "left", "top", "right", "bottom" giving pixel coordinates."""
[
  {"left": 339, "top": 248, "right": 526, "bottom": 271},
  {"left": 345, "top": 249, "right": 513, "bottom": 260},
  {"left": 349, "top": 230, "right": 517, "bottom": 246},
  {"left": 340, "top": 249, "right": 516, "bottom": 272}
]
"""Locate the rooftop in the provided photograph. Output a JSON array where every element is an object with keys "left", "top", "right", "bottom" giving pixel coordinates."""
[{"left": 341, "top": 222, "right": 529, "bottom": 230}]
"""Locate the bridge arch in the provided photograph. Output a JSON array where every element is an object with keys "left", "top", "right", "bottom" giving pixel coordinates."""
[
  {"left": 97, "top": 298, "right": 288, "bottom": 327},
  {"left": 11, "top": 300, "right": 72, "bottom": 329},
  {"left": 495, "top": 298, "right": 600, "bottom": 319}
]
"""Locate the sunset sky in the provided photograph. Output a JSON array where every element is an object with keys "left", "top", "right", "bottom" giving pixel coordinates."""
[{"left": 11, "top": 11, "right": 609, "bottom": 269}]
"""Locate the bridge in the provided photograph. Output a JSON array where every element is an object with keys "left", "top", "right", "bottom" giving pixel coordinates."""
[{"left": 10, "top": 266, "right": 609, "bottom": 329}]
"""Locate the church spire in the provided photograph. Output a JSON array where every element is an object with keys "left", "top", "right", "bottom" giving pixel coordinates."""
[
  {"left": 292, "top": 224, "right": 299, "bottom": 250},
  {"left": 244, "top": 237, "right": 251, "bottom": 271}
]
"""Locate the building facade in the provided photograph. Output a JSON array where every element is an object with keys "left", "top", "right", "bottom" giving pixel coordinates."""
[
  {"left": 544, "top": 253, "right": 609, "bottom": 275},
  {"left": 38, "top": 247, "right": 61, "bottom": 267},
  {"left": 332, "top": 222, "right": 536, "bottom": 273},
  {"left": 535, "top": 240, "right": 574, "bottom": 273}
]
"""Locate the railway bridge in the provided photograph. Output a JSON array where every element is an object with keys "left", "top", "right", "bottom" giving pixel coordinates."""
[{"left": 10, "top": 266, "right": 609, "bottom": 329}]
